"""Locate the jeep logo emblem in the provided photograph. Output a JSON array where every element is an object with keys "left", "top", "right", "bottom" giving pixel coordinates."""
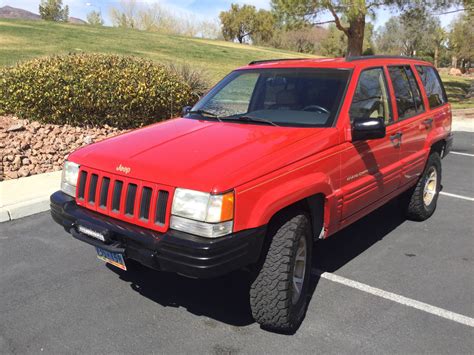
[{"left": 116, "top": 164, "right": 131, "bottom": 174}]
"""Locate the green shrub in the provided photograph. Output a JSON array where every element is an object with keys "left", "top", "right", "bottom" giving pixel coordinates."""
[
  {"left": 0, "top": 54, "right": 198, "bottom": 128},
  {"left": 166, "top": 62, "right": 211, "bottom": 101}
]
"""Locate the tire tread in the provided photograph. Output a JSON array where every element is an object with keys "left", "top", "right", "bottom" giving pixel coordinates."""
[{"left": 250, "top": 214, "right": 310, "bottom": 331}]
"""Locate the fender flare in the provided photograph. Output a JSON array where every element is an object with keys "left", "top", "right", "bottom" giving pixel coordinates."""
[{"left": 241, "top": 172, "right": 334, "bottom": 229}]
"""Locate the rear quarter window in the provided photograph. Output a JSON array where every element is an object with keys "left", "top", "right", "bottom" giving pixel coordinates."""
[{"left": 415, "top": 65, "right": 448, "bottom": 109}]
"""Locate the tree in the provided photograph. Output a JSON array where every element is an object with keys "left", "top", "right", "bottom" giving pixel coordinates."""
[
  {"left": 253, "top": 9, "right": 277, "bottom": 43},
  {"left": 432, "top": 26, "right": 446, "bottom": 68},
  {"left": 375, "top": 17, "right": 404, "bottom": 55},
  {"left": 449, "top": 13, "right": 473, "bottom": 70},
  {"left": 399, "top": 7, "right": 439, "bottom": 57},
  {"left": 219, "top": 4, "right": 275, "bottom": 44},
  {"left": 271, "top": 0, "right": 459, "bottom": 57},
  {"left": 109, "top": 1, "right": 209, "bottom": 37},
  {"left": 375, "top": 8, "right": 444, "bottom": 62},
  {"left": 135, "top": 3, "right": 176, "bottom": 33},
  {"left": 200, "top": 19, "right": 223, "bottom": 39},
  {"left": 320, "top": 24, "right": 346, "bottom": 56},
  {"left": 320, "top": 20, "right": 373, "bottom": 57},
  {"left": 39, "top": 0, "right": 69, "bottom": 22},
  {"left": 87, "top": 11, "right": 103, "bottom": 26},
  {"left": 283, "top": 26, "right": 327, "bottom": 53},
  {"left": 110, "top": 0, "right": 138, "bottom": 28}
]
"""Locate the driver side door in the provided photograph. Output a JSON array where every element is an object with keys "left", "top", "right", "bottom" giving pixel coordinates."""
[{"left": 340, "top": 67, "right": 401, "bottom": 221}]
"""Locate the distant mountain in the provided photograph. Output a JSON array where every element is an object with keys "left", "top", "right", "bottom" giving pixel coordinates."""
[
  {"left": 69, "top": 17, "right": 86, "bottom": 25},
  {"left": 0, "top": 5, "right": 41, "bottom": 20},
  {"left": 0, "top": 5, "right": 85, "bottom": 24}
]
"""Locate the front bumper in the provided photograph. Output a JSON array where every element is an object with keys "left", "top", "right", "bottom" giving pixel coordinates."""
[{"left": 50, "top": 191, "right": 266, "bottom": 278}]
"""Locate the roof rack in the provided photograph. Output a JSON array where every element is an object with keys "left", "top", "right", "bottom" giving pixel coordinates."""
[
  {"left": 248, "top": 58, "right": 311, "bottom": 65},
  {"left": 346, "top": 55, "right": 421, "bottom": 62}
]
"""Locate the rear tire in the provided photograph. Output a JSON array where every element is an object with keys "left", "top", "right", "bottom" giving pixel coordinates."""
[
  {"left": 250, "top": 212, "right": 312, "bottom": 333},
  {"left": 406, "top": 152, "right": 442, "bottom": 221}
]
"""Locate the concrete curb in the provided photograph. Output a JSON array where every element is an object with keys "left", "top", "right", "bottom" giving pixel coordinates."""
[
  {"left": 0, "top": 196, "right": 51, "bottom": 222},
  {"left": 0, "top": 170, "right": 62, "bottom": 222}
]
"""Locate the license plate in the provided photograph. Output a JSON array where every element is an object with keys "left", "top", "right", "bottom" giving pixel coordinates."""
[{"left": 96, "top": 247, "right": 127, "bottom": 271}]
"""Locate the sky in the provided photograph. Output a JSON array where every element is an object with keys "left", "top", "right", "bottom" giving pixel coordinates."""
[{"left": 0, "top": 0, "right": 464, "bottom": 30}]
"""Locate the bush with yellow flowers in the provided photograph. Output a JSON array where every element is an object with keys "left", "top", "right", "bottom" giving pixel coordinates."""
[{"left": 0, "top": 54, "right": 198, "bottom": 128}]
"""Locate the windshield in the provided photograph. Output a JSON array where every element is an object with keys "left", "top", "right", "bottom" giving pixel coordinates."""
[{"left": 188, "top": 68, "right": 351, "bottom": 127}]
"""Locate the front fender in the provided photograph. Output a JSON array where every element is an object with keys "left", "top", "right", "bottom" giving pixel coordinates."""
[{"left": 234, "top": 172, "right": 334, "bottom": 231}]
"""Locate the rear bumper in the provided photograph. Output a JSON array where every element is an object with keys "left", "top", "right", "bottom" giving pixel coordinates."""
[{"left": 50, "top": 191, "right": 266, "bottom": 278}]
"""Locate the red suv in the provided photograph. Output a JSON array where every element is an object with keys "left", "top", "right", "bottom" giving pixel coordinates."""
[{"left": 51, "top": 56, "right": 453, "bottom": 332}]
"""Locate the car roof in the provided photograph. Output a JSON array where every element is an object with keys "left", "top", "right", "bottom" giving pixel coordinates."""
[{"left": 238, "top": 56, "right": 433, "bottom": 71}]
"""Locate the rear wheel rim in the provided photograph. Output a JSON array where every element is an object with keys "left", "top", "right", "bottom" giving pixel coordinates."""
[
  {"left": 423, "top": 167, "right": 438, "bottom": 206},
  {"left": 292, "top": 236, "right": 307, "bottom": 304}
]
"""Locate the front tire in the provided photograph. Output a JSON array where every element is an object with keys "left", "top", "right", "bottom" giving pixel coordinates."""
[
  {"left": 250, "top": 212, "right": 312, "bottom": 333},
  {"left": 406, "top": 152, "right": 442, "bottom": 221}
]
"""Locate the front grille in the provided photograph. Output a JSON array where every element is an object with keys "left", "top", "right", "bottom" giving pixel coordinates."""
[
  {"left": 78, "top": 171, "right": 87, "bottom": 200},
  {"left": 125, "top": 184, "right": 137, "bottom": 216},
  {"left": 76, "top": 167, "right": 172, "bottom": 232},
  {"left": 88, "top": 174, "right": 98, "bottom": 203},
  {"left": 155, "top": 190, "right": 169, "bottom": 225},
  {"left": 99, "top": 177, "right": 110, "bottom": 208},
  {"left": 112, "top": 180, "right": 123, "bottom": 212},
  {"left": 139, "top": 187, "right": 153, "bottom": 221}
]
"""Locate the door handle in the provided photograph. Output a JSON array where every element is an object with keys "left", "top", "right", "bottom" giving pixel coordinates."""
[
  {"left": 390, "top": 132, "right": 402, "bottom": 140},
  {"left": 422, "top": 118, "right": 433, "bottom": 127},
  {"left": 390, "top": 132, "right": 402, "bottom": 147}
]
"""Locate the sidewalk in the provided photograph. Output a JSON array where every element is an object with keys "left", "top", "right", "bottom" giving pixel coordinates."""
[
  {"left": 452, "top": 116, "right": 474, "bottom": 132},
  {"left": 452, "top": 108, "right": 474, "bottom": 132},
  {"left": 0, "top": 170, "right": 61, "bottom": 222}
]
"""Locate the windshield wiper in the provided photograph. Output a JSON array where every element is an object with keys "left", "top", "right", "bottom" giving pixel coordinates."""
[
  {"left": 234, "top": 114, "right": 279, "bottom": 127},
  {"left": 187, "top": 109, "right": 222, "bottom": 122}
]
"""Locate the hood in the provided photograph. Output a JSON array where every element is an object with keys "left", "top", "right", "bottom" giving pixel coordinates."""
[{"left": 69, "top": 118, "right": 331, "bottom": 192}]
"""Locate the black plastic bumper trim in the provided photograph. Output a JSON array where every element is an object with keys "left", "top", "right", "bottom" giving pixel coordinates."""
[
  {"left": 50, "top": 191, "right": 266, "bottom": 278},
  {"left": 444, "top": 133, "right": 454, "bottom": 158}
]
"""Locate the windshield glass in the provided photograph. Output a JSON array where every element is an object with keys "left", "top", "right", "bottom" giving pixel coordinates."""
[{"left": 189, "top": 68, "right": 351, "bottom": 127}]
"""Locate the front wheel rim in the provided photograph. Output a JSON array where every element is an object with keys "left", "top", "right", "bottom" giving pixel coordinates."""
[
  {"left": 423, "top": 167, "right": 438, "bottom": 206},
  {"left": 292, "top": 236, "right": 307, "bottom": 304}
]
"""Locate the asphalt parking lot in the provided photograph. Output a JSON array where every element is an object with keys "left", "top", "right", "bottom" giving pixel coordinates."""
[{"left": 1, "top": 132, "right": 473, "bottom": 354}]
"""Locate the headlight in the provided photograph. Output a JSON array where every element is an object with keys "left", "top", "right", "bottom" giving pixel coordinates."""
[
  {"left": 61, "top": 161, "right": 80, "bottom": 197},
  {"left": 170, "top": 188, "right": 234, "bottom": 238}
]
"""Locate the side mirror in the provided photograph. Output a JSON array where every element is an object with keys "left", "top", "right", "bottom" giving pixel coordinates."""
[
  {"left": 182, "top": 106, "right": 192, "bottom": 116},
  {"left": 352, "top": 117, "right": 386, "bottom": 142}
]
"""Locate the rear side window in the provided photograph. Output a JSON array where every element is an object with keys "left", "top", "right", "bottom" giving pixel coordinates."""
[
  {"left": 416, "top": 65, "right": 447, "bottom": 109},
  {"left": 349, "top": 68, "right": 393, "bottom": 125},
  {"left": 388, "top": 66, "right": 424, "bottom": 120}
]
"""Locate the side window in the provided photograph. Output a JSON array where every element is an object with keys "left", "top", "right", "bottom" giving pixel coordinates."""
[
  {"left": 405, "top": 66, "right": 424, "bottom": 112},
  {"left": 416, "top": 65, "right": 447, "bottom": 109},
  {"left": 388, "top": 66, "right": 424, "bottom": 120},
  {"left": 349, "top": 68, "right": 393, "bottom": 125}
]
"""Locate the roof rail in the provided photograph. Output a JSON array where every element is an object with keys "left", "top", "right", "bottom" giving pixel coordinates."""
[
  {"left": 248, "top": 58, "right": 311, "bottom": 65},
  {"left": 346, "top": 55, "right": 422, "bottom": 62}
]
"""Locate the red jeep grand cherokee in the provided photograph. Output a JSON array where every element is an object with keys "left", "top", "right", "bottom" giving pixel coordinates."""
[{"left": 51, "top": 56, "right": 453, "bottom": 332}]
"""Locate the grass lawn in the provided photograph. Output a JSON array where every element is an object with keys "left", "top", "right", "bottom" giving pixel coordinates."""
[
  {"left": 1, "top": 19, "right": 471, "bottom": 108},
  {"left": 439, "top": 74, "right": 473, "bottom": 109},
  {"left": 0, "top": 19, "right": 313, "bottom": 84}
]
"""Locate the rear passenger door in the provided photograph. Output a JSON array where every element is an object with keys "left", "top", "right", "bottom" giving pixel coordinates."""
[
  {"left": 415, "top": 64, "right": 451, "bottom": 137},
  {"left": 340, "top": 67, "right": 400, "bottom": 220},
  {"left": 387, "top": 65, "right": 430, "bottom": 186}
]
